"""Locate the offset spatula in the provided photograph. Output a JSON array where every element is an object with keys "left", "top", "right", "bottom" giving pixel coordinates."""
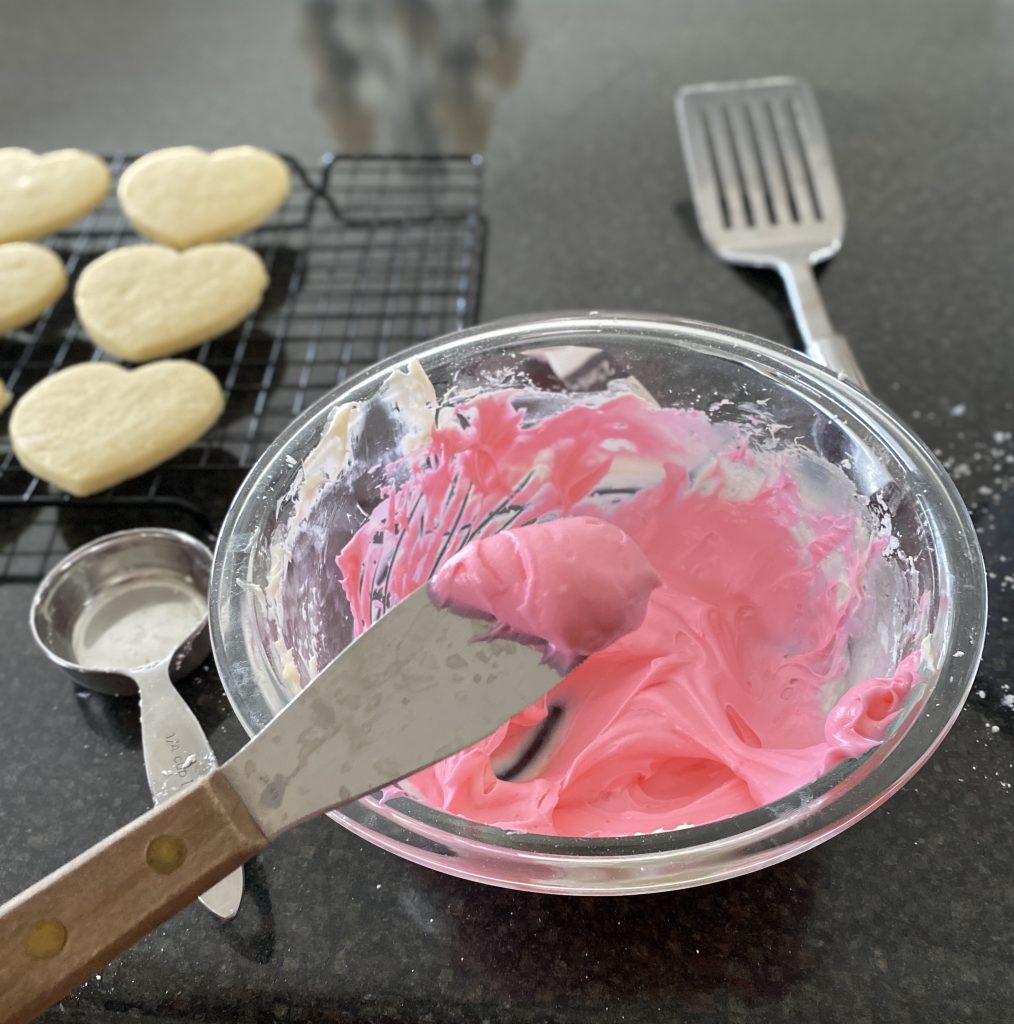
[
  {"left": 0, "top": 587, "right": 563, "bottom": 1024},
  {"left": 675, "top": 76, "right": 867, "bottom": 389}
]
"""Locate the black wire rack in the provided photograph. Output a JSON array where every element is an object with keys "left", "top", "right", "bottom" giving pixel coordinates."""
[{"left": 0, "top": 153, "right": 486, "bottom": 581}]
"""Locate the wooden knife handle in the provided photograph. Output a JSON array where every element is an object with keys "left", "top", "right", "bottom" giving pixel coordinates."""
[{"left": 0, "top": 771, "right": 267, "bottom": 1024}]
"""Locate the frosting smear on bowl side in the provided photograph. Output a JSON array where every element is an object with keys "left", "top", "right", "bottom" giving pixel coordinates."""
[{"left": 279, "top": 359, "right": 924, "bottom": 838}]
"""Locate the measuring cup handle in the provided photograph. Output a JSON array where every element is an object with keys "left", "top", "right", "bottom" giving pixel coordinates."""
[
  {"left": 132, "top": 663, "right": 245, "bottom": 920},
  {"left": 132, "top": 663, "right": 218, "bottom": 805},
  {"left": 0, "top": 772, "right": 266, "bottom": 1024}
]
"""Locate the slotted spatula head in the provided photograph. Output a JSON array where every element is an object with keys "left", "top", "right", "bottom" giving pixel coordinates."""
[{"left": 676, "top": 76, "right": 845, "bottom": 269}]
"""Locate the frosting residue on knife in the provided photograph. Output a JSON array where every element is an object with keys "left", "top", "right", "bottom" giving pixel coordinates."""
[
  {"left": 268, "top": 357, "right": 926, "bottom": 837},
  {"left": 429, "top": 517, "right": 661, "bottom": 673}
]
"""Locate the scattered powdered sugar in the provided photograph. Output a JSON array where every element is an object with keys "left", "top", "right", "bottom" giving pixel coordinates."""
[{"left": 914, "top": 395, "right": 1013, "bottom": 740}]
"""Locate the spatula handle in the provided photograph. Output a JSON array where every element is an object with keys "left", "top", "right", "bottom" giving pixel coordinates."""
[
  {"left": 778, "top": 257, "right": 868, "bottom": 390},
  {"left": 0, "top": 772, "right": 266, "bottom": 1024},
  {"left": 806, "top": 330, "right": 868, "bottom": 391}
]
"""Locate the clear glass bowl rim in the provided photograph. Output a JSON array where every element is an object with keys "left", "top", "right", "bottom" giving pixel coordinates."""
[{"left": 209, "top": 312, "right": 987, "bottom": 892}]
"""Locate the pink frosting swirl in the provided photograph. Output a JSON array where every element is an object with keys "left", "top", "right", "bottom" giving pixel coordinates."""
[{"left": 335, "top": 388, "right": 922, "bottom": 837}]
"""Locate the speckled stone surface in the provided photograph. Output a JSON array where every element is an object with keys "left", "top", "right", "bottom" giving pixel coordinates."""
[{"left": 1, "top": 1, "right": 1013, "bottom": 1021}]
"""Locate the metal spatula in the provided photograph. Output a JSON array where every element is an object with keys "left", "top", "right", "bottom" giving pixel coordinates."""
[{"left": 675, "top": 76, "right": 867, "bottom": 389}]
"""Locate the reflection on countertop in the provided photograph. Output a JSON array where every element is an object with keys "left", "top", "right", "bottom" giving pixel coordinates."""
[{"left": 302, "top": 0, "right": 525, "bottom": 153}]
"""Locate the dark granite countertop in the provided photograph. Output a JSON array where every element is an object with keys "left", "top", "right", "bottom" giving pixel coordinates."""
[{"left": 1, "top": 1, "right": 1012, "bottom": 1020}]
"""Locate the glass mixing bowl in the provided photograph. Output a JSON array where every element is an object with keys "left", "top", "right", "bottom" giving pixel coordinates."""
[{"left": 209, "top": 313, "right": 987, "bottom": 895}]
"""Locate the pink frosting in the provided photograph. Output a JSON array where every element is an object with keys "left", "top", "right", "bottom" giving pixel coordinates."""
[
  {"left": 429, "top": 517, "right": 661, "bottom": 672},
  {"left": 336, "top": 388, "right": 922, "bottom": 837}
]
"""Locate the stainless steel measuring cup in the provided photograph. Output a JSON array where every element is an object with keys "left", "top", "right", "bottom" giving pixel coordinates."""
[{"left": 30, "top": 528, "right": 244, "bottom": 920}]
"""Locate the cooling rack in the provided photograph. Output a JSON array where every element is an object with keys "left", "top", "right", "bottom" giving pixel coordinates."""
[{"left": 0, "top": 153, "right": 486, "bottom": 580}]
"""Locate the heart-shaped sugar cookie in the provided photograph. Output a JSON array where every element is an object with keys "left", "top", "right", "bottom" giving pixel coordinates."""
[
  {"left": 0, "top": 148, "right": 110, "bottom": 243},
  {"left": 118, "top": 145, "right": 291, "bottom": 248},
  {"left": 0, "top": 242, "right": 68, "bottom": 332},
  {"left": 74, "top": 242, "right": 269, "bottom": 361},
  {"left": 10, "top": 361, "right": 225, "bottom": 497}
]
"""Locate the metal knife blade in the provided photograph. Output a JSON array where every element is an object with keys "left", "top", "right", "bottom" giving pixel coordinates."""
[{"left": 222, "top": 586, "right": 558, "bottom": 840}]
